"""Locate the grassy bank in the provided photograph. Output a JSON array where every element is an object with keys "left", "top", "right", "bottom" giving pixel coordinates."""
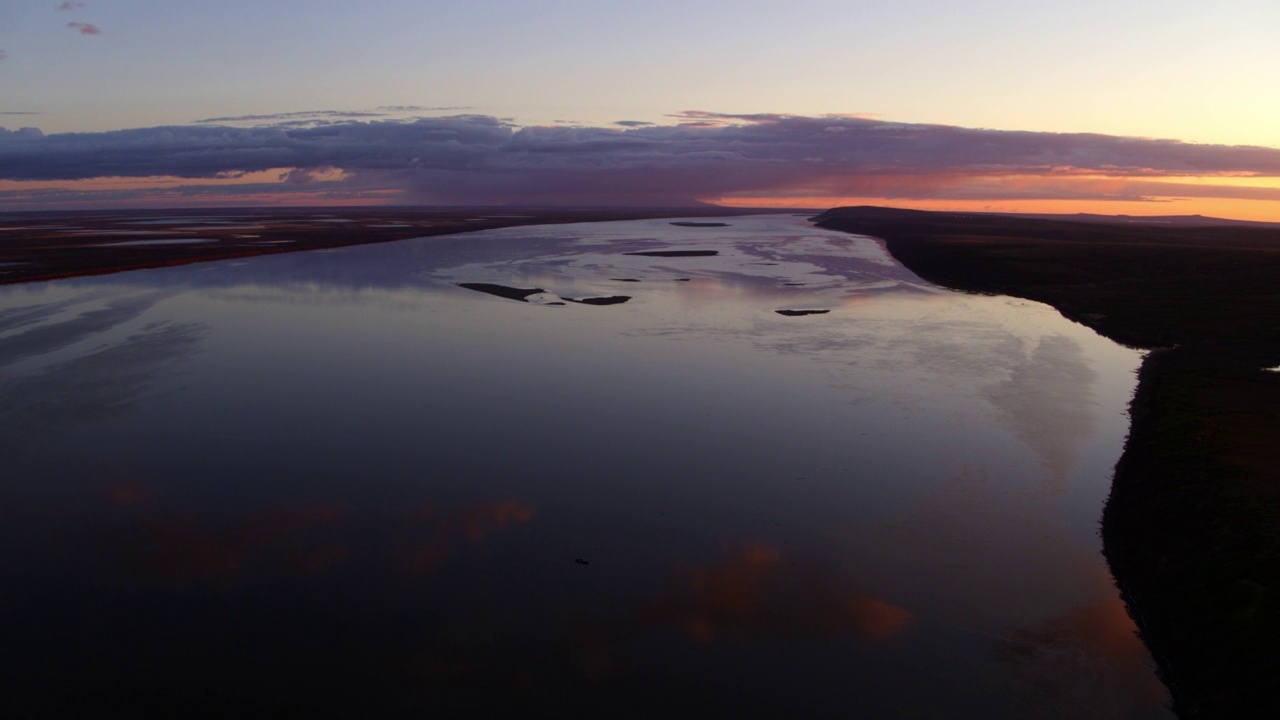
[{"left": 815, "top": 206, "right": 1280, "bottom": 719}]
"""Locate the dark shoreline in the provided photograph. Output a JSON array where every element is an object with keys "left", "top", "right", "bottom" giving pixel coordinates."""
[{"left": 815, "top": 206, "right": 1280, "bottom": 719}]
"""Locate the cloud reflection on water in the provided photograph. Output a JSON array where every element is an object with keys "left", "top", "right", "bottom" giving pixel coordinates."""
[
  {"left": 396, "top": 500, "right": 537, "bottom": 575},
  {"left": 824, "top": 463, "right": 1169, "bottom": 718},
  {"left": 0, "top": 290, "right": 174, "bottom": 362},
  {"left": 0, "top": 318, "right": 205, "bottom": 434},
  {"left": 991, "top": 565, "right": 1171, "bottom": 718},
  {"left": 984, "top": 334, "right": 1099, "bottom": 491},
  {"left": 75, "top": 496, "right": 537, "bottom": 588},
  {"left": 645, "top": 542, "right": 912, "bottom": 645}
]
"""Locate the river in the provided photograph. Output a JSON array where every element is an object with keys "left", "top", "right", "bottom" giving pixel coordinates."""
[{"left": 0, "top": 214, "right": 1168, "bottom": 717}]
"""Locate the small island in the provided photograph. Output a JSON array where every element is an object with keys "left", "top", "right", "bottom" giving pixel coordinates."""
[
  {"left": 564, "top": 295, "right": 631, "bottom": 306},
  {"left": 623, "top": 250, "right": 719, "bottom": 258},
  {"left": 774, "top": 309, "right": 830, "bottom": 317},
  {"left": 457, "top": 282, "right": 547, "bottom": 302}
]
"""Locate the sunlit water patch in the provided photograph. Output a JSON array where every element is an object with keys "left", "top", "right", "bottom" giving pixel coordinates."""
[{"left": 0, "top": 215, "right": 1165, "bottom": 717}]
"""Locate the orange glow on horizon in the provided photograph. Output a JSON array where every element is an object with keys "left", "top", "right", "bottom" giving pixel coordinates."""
[
  {"left": 706, "top": 170, "right": 1280, "bottom": 222},
  {"left": 710, "top": 194, "right": 1280, "bottom": 223},
  {"left": 4, "top": 166, "right": 1279, "bottom": 221}
]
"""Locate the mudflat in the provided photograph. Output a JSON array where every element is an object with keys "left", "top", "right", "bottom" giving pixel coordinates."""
[
  {"left": 0, "top": 206, "right": 767, "bottom": 285},
  {"left": 816, "top": 206, "right": 1280, "bottom": 720}
]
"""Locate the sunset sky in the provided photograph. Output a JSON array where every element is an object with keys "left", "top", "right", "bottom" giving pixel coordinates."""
[{"left": 3, "top": 0, "right": 1279, "bottom": 219}]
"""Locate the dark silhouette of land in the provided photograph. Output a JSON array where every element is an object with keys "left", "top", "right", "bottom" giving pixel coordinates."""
[
  {"left": 815, "top": 206, "right": 1280, "bottom": 720},
  {"left": 457, "top": 283, "right": 631, "bottom": 306},
  {"left": 775, "top": 309, "right": 830, "bottom": 317},
  {"left": 623, "top": 250, "right": 719, "bottom": 258},
  {"left": 457, "top": 282, "right": 548, "bottom": 302},
  {"left": 564, "top": 295, "right": 631, "bottom": 306}
]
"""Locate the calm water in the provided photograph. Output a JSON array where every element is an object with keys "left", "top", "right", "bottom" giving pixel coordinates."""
[{"left": 0, "top": 215, "right": 1168, "bottom": 717}]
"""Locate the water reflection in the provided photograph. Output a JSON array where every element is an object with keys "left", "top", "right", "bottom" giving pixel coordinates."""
[
  {"left": 0, "top": 290, "right": 174, "bottom": 362},
  {"left": 396, "top": 500, "right": 537, "bottom": 575},
  {"left": 645, "top": 542, "right": 913, "bottom": 645},
  {"left": 995, "top": 566, "right": 1170, "bottom": 717},
  {"left": 0, "top": 317, "right": 205, "bottom": 435},
  {"left": 74, "top": 495, "right": 534, "bottom": 587},
  {"left": 0, "top": 215, "right": 1164, "bottom": 715},
  {"left": 984, "top": 334, "right": 1100, "bottom": 490}
]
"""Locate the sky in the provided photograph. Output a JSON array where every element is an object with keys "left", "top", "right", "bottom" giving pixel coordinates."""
[{"left": 2, "top": 0, "right": 1279, "bottom": 219}]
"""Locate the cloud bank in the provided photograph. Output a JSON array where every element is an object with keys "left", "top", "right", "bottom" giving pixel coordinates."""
[{"left": 3, "top": 112, "right": 1280, "bottom": 208}]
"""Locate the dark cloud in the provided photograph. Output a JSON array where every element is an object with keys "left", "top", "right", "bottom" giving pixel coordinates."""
[
  {"left": 66, "top": 21, "right": 102, "bottom": 35},
  {"left": 0, "top": 177, "right": 394, "bottom": 209},
  {"left": 0, "top": 50, "right": 7, "bottom": 61},
  {"left": 3, "top": 113, "right": 1280, "bottom": 206},
  {"left": 279, "top": 166, "right": 340, "bottom": 184},
  {"left": 614, "top": 120, "right": 655, "bottom": 127},
  {"left": 1, "top": 127, "right": 45, "bottom": 138},
  {"left": 0, "top": 115, "right": 515, "bottom": 182},
  {"left": 57, "top": 2, "right": 88, "bottom": 10}
]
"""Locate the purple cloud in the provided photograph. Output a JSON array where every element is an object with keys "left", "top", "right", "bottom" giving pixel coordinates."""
[
  {"left": 375, "top": 105, "right": 472, "bottom": 113},
  {"left": 3, "top": 113, "right": 1280, "bottom": 206},
  {"left": 194, "top": 110, "right": 387, "bottom": 124},
  {"left": 0, "top": 50, "right": 7, "bottom": 61},
  {"left": 57, "top": 2, "right": 88, "bottom": 10},
  {"left": 66, "top": 22, "right": 101, "bottom": 35},
  {"left": 194, "top": 108, "right": 476, "bottom": 126}
]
